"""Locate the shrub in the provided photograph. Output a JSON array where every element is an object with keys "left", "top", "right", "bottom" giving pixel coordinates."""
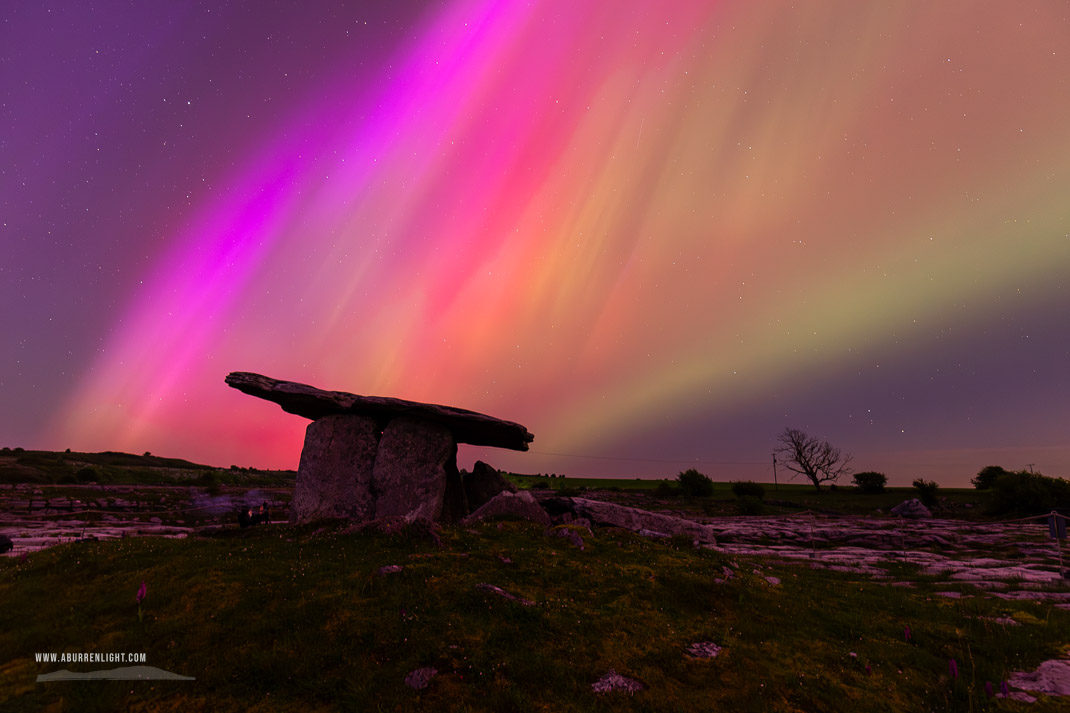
[
  {"left": 529, "top": 481, "right": 550, "bottom": 490},
  {"left": 75, "top": 466, "right": 99, "bottom": 483},
  {"left": 852, "top": 471, "right": 887, "bottom": 494},
  {"left": 731, "top": 481, "right": 765, "bottom": 499},
  {"left": 737, "top": 495, "right": 765, "bottom": 515},
  {"left": 654, "top": 481, "right": 679, "bottom": 497},
  {"left": 986, "top": 471, "right": 1070, "bottom": 515},
  {"left": 912, "top": 478, "right": 940, "bottom": 506},
  {"left": 972, "top": 465, "right": 1010, "bottom": 490},
  {"left": 668, "top": 534, "right": 694, "bottom": 550},
  {"left": 676, "top": 469, "right": 714, "bottom": 498}
]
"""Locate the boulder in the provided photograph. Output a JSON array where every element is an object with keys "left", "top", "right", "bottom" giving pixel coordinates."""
[
  {"left": 543, "top": 497, "right": 719, "bottom": 544},
  {"left": 463, "top": 490, "right": 551, "bottom": 526},
  {"left": 592, "top": 669, "right": 645, "bottom": 693},
  {"left": 891, "top": 498, "right": 932, "bottom": 519},
  {"left": 463, "top": 460, "right": 517, "bottom": 511},
  {"left": 0, "top": 534, "right": 12, "bottom": 554},
  {"left": 372, "top": 418, "right": 456, "bottom": 521},
  {"left": 404, "top": 667, "right": 438, "bottom": 691},
  {"left": 686, "top": 642, "right": 723, "bottom": 659},
  {"left": 1009, "top": 658, "right": 1070, "bottom": 697},
  {"left": 290, "top": 414, "right": 379, "bottom": 525}
]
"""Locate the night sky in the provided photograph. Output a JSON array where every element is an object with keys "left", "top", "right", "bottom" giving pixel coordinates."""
[{"left": 3, "top": 1, "right": 1069, "bottom": 486}]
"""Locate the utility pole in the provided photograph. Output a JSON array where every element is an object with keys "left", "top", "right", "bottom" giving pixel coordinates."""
[
  {"left": 772, "top": 453, "right": 778, "bottom": 490},
  {"left": 1028, "top": 463, "right": 1036, "bottom": 474}
]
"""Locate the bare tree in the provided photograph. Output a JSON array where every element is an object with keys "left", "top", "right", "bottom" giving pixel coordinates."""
[{"left": 775, "top": 428, "right": 852, "bottom": 492}]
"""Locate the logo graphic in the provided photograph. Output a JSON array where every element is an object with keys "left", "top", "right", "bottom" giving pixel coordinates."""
[{"left": 36, "top": 666, "right": 195, "bottom": 682}]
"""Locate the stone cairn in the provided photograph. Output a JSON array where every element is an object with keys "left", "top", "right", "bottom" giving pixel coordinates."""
[{"left": 225, "top": 372, "right": 533, "bottom": 525}]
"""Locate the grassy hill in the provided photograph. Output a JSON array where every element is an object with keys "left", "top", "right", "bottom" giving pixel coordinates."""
[
  {"left": 3, "top": 519, "right": 1068, "bottom": 711},
  {"left": 0, "top": 448, "right": 294, "bottom": 487}
]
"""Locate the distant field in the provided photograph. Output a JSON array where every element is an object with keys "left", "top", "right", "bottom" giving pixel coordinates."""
[
  {"left": 504, "top": 472, "right": 992, "bottom": 518},
  {"left": 0, "top": 448, "right": 295, "bottom": 487}
]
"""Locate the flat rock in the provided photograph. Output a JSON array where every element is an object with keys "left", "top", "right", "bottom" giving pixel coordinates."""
[
  {"left": 686, "top": 642, "right": 723, "bottom": 659},
  {"left": 475, "top": 582, "right": 535, "bottom": 606},
  {"left": 404, "top": 666, "right": 437, "bottom": 691},
  {"left": 1009, "top": 658, "right": 1070, "bottom": 697},
  {"left": 226, "top": 372, "right": 533, "bottom": 450},
  {"left": 592, "top": 669, "right": 645, "bottom": 694},
  {"left": 544, "top": 497, "right": 718, "bottom": 544}
]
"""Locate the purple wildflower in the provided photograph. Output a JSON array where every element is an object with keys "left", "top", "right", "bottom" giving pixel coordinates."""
[
  {"left": 1000, "top": 681, "right": 1009, "bottom": 697},
  {"left": 948, "top": 659, "right": 958, "bottom": 679},
  {"left": 984, "top": 681, "right": 994, "bottom": 697},
  {"left": 136, "top": 580, "right": 147, "bottom": 604},
  {"left": 904, "top": 625, "right": 911, "bottom": 641},
  {"left": 865, "top": 665, "right": 871, "bottom": 675}
]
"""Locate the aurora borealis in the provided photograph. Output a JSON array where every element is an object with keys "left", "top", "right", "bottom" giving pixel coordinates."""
[{"left": 3, "top": 1, "right": 1069, "bottom": 485}]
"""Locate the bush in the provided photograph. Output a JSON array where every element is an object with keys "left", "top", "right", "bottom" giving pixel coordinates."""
[
  {"left": 676, "top": 469, "right": 714, "bottom": 498},
  {"left": 654, "top": 481, "right": 679, "bottom": 497},
  {"left": 75, "top": 466, "right": 99, "bottom": 483},
  {"left": 986, "top": 471, "right": 1070, "bottom": 515},
  {"left": 529, "top": 481, "right": 550, "bottom": 490},
  {"left": 668, "top": 534, "right": 694, "bottom": 550},
  {"left": 731, "top": 481, "right": 765, "bottom": 499},
  {"left": 972, "top": 465, "right": 1010, "bottom": 490},
  {"left": 737, "top": 495, "right": 765, "bottom": 515},
  {"left": 852, "top": 471, "right": 887, "bottom": 494},
  {"left": 912, "top": 478, "right": 940, "bottom": 506}
]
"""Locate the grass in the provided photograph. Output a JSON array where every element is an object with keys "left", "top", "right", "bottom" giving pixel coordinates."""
[{"left": 2, "top": 520, "right": 1069, "bottom": 711}]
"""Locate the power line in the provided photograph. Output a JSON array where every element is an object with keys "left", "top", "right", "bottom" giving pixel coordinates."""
[{"left": 526, "top": 450, "right": 766, "bottom": 466}]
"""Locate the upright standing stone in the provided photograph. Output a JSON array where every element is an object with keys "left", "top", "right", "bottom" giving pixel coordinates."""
[
  {"left": 372, "top": 418, "right": 456, "bottom": 521},
  {"left": 290, "top": 414, "right": 380, "bottom": 525},
  {"left": 463, "top": 460, "right": 517, "bottom": 511}
]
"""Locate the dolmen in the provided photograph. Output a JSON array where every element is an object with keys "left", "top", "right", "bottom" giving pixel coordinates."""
[{"left": 225, "top": 372, "right": 533, "bottom": 525}]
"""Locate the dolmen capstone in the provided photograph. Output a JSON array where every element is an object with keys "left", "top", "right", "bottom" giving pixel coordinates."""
[{"left": 226, "top": 372, "right": 534, "bottom": 525}]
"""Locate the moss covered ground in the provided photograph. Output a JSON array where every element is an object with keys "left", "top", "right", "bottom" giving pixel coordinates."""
[{"left": 2, "top": 518, "right": 1068, "bottom": 712}]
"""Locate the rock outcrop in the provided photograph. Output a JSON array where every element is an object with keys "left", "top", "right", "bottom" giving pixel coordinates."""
[
  {"left": 225, "top": 372, "right": 533, "bottom": 525},
  {"left": 891, "top": 498, "right": 932, "bottom": 519},
  {"left": 542, "top": 496, "right": 718, "bottom": 544},
  {"left": 463, "top": 490, "right": 551, "bottom": 526}
]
